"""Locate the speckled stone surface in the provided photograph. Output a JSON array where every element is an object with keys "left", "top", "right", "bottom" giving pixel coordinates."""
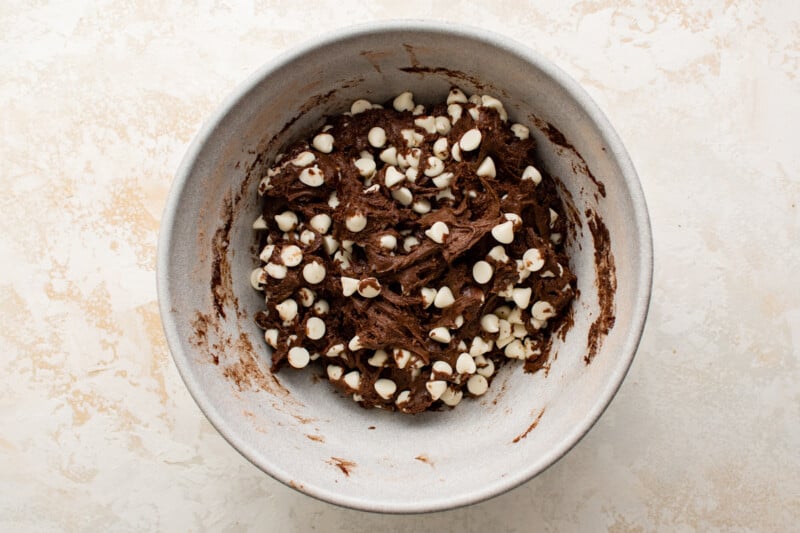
[{"left": 1, "top": 1, "right": 798, "bottom": 531}]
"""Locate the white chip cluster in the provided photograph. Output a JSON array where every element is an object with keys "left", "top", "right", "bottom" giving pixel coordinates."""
[{"left": 251, "top": 88, "right": 568, "bottom": 412}]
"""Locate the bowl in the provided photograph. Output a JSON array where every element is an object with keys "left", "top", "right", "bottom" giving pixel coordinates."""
[{"left": 157, "top": 20, "right": 652, "bottom": 513}]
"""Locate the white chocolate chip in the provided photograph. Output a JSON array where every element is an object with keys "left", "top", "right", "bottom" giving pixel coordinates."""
[
  {"left": 504, "top": 212, "right": 522, "bottom": 228},
  {"left": 531, "top": 300, "right": 556, "bottom": 320},
  {"left": 300, "top": 230, "right": 316, "bottom": 245},
  {"left": 451, "top": 142, "right": 462, "bottom": 162},
  {"left": 384, "top": 166, "right": 405, "bottom": 187},
  {"left": 429, "top": 327, "right": 452, "bottom": 344},
  {"left": 393, "top": 348, "right": 412, "bottom": 369},
  {"left": 327, "top": 365, "right": 343, "bottom": 380},
  {"left": 312, "top": 133, "right": 334, "bottom": 153},
  {"left": 288, "top": 346, "right": 310, "bottom": 369},
  {"left": 523, "top": 248, "right": 545, "bottom": 272},
  {"left": 345, "top": 212, "right": 367, "bottom": 233},
  {"left": 433, "top": 137, "right": 449, "bottom": 159},
  {"left": 298, "top": 287, "right": 315, "bottom": 307},
  {"left": 305, "top": 317, "right": 326, "bottom": 340},
  {"left": 469, "top": 336, "right": 493, "bottom": 357},
  {"left": 459, "top": 128, "right": 482, "bottom": 151},
  {"left": 513, "top": 323, "right": 528, "bottom": 339},
  {"left": 328, "top": 191, "right": 340, "bottom": 208},
  {"left": 252, "top": 215, "right": 268, "bottom": 230},
  {"left": 368, "top": 349, "right": 389, "bottom": 367},
  {"left": 343, "top": 370, "right": 361, "bottom": 389},
  {"left": 355, "top": 157, "right": 377, "bottom": 178},
  {"left": 403, "top": 235, "right": 420, "bottom": 252},
  {"left": 467, "top": 374, "right": 489, "bottom": 395},
  {"left": 341, "top": 276, "right": 359, "bottom": 296},
  {"left": 432, "top": 361, "right": 453, "bottom": 376},
  {"left": 494, "top": 305, "right": 512, "bottom": 319},
  {"left": 348, "top": 335, "right": 364, "bottom": 352},
  {"left": 441, "top": 387, "right": 463, "bottom": 406},
  {"left": 400, "top": 129, "right": 424, "bottom": 147},
  {"left": 511, "top": 123, "right": 530, "bottom": 140},
  {"left": 392, "top": 187, "right": 413, "bottom": 206},
  {"left": 454, "top": 314, "right": 464, "bottom": 328},
  {"left": 480, "top": 94, "right": 507, "bottom": 121},
  {"left": 423, "top": 156, "right": 444, "bottom": 177},
  {"left": 326, "top": 343, "right": 344, "bottom": 357},
  {"left": 414, "top": 116, "right": 437, "bottom": 134},
  {"left": 456, "top": 353, "right": 477, "bottom": 374},
  {"left": 491, "top": 220, "right": 515, "bottom": 244},
  {"left": 393, "top": 91, "right": 414, "bottom": 112},
  {"left": 468, "top": 107, "right": 480, "bottom": 120},
  {"left": 266, "top": 262, "right": 288, "bottom": 279},
  {"left": 476, "top": 156, "right": 496, "bottom": 178},
  {"left": 412, "top": 199, "right": 431, "bottom": 214},
  {"left": 380, "top": 146, "right": 398, "bottom": 166},
  {"left": 322, "top": 235, "right": 339, "bottom": 255},
  {"left": 488, "top": 245, "right": 508, "bottom": 263},
  {"left": 432, "top": 172, "right": 453, "bottom": 189},
  {"left": 496, "top": 335, "right": 514, "bottom": 349},
  {"left": 550, "top": 233, "right": 562, "bottom": 244},
  {"left": 425, "top": 221, "right": 450, "bottom": 244},
  {"left": 480, "top": 313, "right": 500, "bottom": 333},
  {"left": 406, "top": 148, "right": 422, "bottom": 168},
  {"left": 313, "top": 299, "right": 329, "bottom": 315},
  {"left": 299, "top": 165, "right": 325, "bottom": 187},
  {"left": 472, "top": 261, "right": 494, "bottom": 284},
  {"left": 434, "top": 286, "right": 456, "bottom": 308},
  {"left": 250, "top": 267, "right": 266, "bottom": 290},
  {"left": 447, "top": 103, "right": 463, "bottom": 124},
  {"left": 477, "top": 358, "right": 495, "bottom": 378},
  {"left": 468, "top": 94, "right": 481, "bottom": 104},
  {"left": 498, "top": 319, "right": 512, "bottom": 340},
  {"left": 351, "top": 99, "right": 372, "bottom": 114},
  {"left": 412, "top": 104, "right": 425, "bottom": 116},
  {"left": 368, "top": 126, "right": 387, "bottom": 148},
  {"left": 426, "top": 380, "right": 447, "bottom": 401},
  {"left": 436, "top": 187, "right": 455, "bottom": 202},
  {"left": 549, "top": 208, "right": 559, "bottom": 226},
  {"left": 276, "top": 299, "right": 298, "bottom": 323},
  {"left": 512, "top": 287, "right": 533, "bottom": 309},
  {"left": 504, "top": 339, "right": 526, "bottom": 360},
  {"left": 280, "top": 245, "right": 303, "bottom": 267},
  {"left": 357, "top": 277, "right": 382, "bottom": 298},
  {"left": 264, "top": 328, "right": 279, "bottom": 348},
  {"left": 291, "top": 151, "right": 316, "bottom": 167},
  {"left": 302, "top": 261, "right": 326, "bottom": 284},
  {"left": 447, "top": 88, "right": 468, "bottom": 104},
  {"left": 522, "top": 165, "right": 542, "bottom": 184},
  {"left": 309, "top": 214, "right": 332, "bottom": 234},
  {"left": 374, "top": 379, "right": 397, "bottom": 400},
  {"left": 395, "top": 390, "right": 411, "bottom": 407},
  {"left": 434, "top": 116, "right": 451, "bottom": 135},
  {"left": 420, "top": 287, "right": 437, "bottom": 308},
  {"left": 507, "top": 306, "right": 523, "bottom": 325},
  {"left": 404, "top": 167, "right": 418, "bottom": 183},
  {"left": 274, "top": 211, "right": 298, "bottom": 232},
  {"left": 379, "top": 234, "right": 397, "bottom": 250}
]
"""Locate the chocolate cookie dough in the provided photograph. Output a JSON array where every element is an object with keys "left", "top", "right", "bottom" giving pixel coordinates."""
[{"left": 250, "top": 88, "right": 575, "bottom": 413}]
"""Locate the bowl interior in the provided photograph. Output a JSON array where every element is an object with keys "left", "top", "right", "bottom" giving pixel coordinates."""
[{"left": 159, "top": 23, "right": 651, "bottom": 513}]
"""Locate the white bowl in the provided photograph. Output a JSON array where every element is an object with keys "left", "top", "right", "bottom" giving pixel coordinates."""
[{"left": 158, "top": 21, "right": 652, "bottom": 513}]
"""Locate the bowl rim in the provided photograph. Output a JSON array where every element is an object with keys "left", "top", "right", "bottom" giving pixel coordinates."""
[{"left": 157, "top": 19, "right": 654, "bottom": 514}]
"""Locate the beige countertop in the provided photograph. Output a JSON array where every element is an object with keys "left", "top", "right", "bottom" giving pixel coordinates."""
[{"left": 2, "top": 1, "right": 798, "bottom": 531}]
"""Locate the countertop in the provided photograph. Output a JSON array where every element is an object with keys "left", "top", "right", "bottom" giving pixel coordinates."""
[{"left": 2, "top": 1, "right": 798, "bottom": 531}]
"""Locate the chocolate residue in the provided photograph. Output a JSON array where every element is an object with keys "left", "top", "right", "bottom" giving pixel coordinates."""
[
  {"left": 512, "top": 408, "right": 545, "bottom": 443},
  {"left": 530, "top": 116, "right": 606, "bottom": 198},
  {"left": 399, "top": 66, "right": 487, "bottom": 91},
  {"left": 359, "top": 50, "right": 391, "bottom": 74},
  {"left": 288, "top": 480, "right": 304, "bottom": 490},
  {"left": 415, "top": 455, "right": 434, "bottom": 466},
  {"left": 402, "top": 43, "right": 419, "bottom": 67},
  {"left": 305, "top": 434, "right": 325, "bottom": 443},
  {"left": 210, "top": 195, "right": 234, "bottom": 319},
  {"left": 585, "top": 211, "right": 616, "bottom": 364},
  {"left": 327, "top": 457, "right": 356, "bottom": 477}
]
